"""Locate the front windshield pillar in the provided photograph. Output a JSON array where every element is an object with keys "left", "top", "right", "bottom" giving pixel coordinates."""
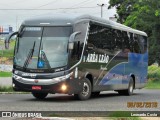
[{"left": 69, "top": 21, "right": 90, "bottom": 70}]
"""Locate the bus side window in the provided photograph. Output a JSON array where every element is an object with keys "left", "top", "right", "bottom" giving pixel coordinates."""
[
  {"left": 102, "top": 28, "right": 112, "bottom": 50},
  {"left": 87, "top": 24, "right": 102, "bottom": 53},
  {"left": 122, "top": 31, "right": 131, "bottom": 55},
  {"left": 114, "top": 30, "right": 122, "bottom": 50},
  {"left": 70, "top": 41, "right": 80, "bottom": 60},
  {"left": 129, "top": 33, "right": 134, "bottom": 52},
  {"left": 143, "top": 36, "right": 148, "bottom": 53},
  {"left": 139, "top": 35, "right": 147, "bottom": 54},
  {"left": 133, "top": 34, "right": 141, "bottom": 54}
]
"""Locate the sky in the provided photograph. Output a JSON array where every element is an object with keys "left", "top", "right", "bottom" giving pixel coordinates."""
[{"left": 0, "top": 0, "right": 116, "bottom": 31}]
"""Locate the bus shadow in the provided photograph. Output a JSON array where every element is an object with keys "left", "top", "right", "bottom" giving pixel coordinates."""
[
  {"left": 92, "top": 92, "right": 139, "bottom": 99},
  {"left": 27, "top": 92, "right": 139, "bottom": 102},
  {"left": 27, "top": 94, "right": 77, "bottom": 102}
]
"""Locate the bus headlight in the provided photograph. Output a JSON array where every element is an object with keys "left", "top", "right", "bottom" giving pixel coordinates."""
[
  {"left": 52, "top": 72, "right": 73, "bottom": 83},
  {"left": 12, "top": 83, "right": 15, "bottom": 88},
  {"left": 13, "top": 74, "right": 22, "bottom": 80},
  {"left": 61, "top": 84, "right": 67, "bottom": 91}
]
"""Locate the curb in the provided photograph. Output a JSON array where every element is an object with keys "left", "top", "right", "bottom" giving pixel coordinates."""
[{"left": 0, "top": 92, "right": 30, "bottom": 94}]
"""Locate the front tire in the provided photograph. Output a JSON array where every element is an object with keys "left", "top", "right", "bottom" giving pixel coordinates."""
[
  {"left": 32, "top": 92, "right": 48, "bottom": 99},
  {"left": 75, "top": 78, "right": 91, "bottom": 100}
]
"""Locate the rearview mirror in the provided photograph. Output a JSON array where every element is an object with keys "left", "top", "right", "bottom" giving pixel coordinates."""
[
  {"left": 68, "top": 31, "right": 81, "bottom": 50},
  {"left": 5, "top": 31, "right": 18, "bottom": 49}
]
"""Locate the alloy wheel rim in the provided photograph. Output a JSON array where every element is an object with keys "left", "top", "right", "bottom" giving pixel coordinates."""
[
  {"left": 129, "top": 83, "right": 133, "bottom": 93},
  {"left": 82, "top": 82, "right": 89, "bottom": 96}
]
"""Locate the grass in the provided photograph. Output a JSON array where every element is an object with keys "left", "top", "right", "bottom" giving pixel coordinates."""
[
  {"left": 146, "top": 65, "right": 160, "bottom": 89},
  {"left": 0, "top": 40, "right": 14, "bottom": 64},
  {"left": 0, "top": 86, "right": 13, "bottom": 92},
  {"left": 0, "top": 40, "right": 15, "bottom": 57},
  {"left": 108, "top": 111, "right": 141, "bottom": 120},
  {"left": 0, "top": 40, "right": 4, "bottom": 45},
  {"left": 0, "top": 71, "right": 12, "bottom": 77},
  {"left": 0, "top": 85, "right": 30, "bottom": 93},
  {"left": 0, "top": 39, "right": 15, "bottom": 46},
  {"left": 48, "top": 111, "right": 142, "bottom": 119},
  {"left": 145, "top": 78, "right": 160, "bottom": 89},
  {"left": 0, "top": 49, "right": 14, "bottom": 57}
]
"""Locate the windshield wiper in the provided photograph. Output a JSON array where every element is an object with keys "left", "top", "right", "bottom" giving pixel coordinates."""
[{"left": 23, "top": 41, "right": 36, "bottom": 70}]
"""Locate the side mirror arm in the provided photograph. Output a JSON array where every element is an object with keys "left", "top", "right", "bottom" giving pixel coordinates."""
[
  {"left": 68, "top": 31, "right": 81, "bottom": 50},
  {"left": 69, "top": 31, "right": 81, "bottom": 43},
  {"left": 5, "top": 31, "right": 18, "bottom": 49}
]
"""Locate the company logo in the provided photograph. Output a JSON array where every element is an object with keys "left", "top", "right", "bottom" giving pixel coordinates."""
[
  {"left": 22, "top": 73, "right": 37, "bottom": 78},
  {"left": 83, "top": 52, "right": 109, "bottom": 63},
  {"left": 2, "top": 112, "right": 11, "bottom": 117},
  {"left": 34, "top": 79, "right": 39, "bottom": 83}
]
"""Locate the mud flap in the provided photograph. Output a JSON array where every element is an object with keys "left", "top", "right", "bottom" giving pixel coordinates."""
[{"left": 68, "top": 79, "right": 83, "bottom": 94}]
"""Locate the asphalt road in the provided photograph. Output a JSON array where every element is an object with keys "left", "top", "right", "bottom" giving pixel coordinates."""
[{"left": 0, "top": 89, "right": 160, "bottom": 112}]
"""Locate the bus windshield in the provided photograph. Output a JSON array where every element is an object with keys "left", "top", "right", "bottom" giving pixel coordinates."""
[{"left": 14, "top": 26, "right": 72, "bottom": 70}]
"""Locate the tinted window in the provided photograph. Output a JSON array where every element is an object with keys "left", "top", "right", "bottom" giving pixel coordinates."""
[
  {"left": 133, "top": 34, "right": 141, "bottom": 53},
  {"left": 87, "top": 24, "right": 123, "bottom": 53},
  {"left": 139, "top": 36, "right": 147, "bottom": 53},
  {"left": 43, "top": 27, "right": 72, "bottom": 37},
  {"left": 21, "top": 27, "right": 42, "bottom": 37}
]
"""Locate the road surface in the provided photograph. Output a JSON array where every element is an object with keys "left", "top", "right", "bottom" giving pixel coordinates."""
[{"left": 0, "top": 89, "right": 159, "bottom": 112}]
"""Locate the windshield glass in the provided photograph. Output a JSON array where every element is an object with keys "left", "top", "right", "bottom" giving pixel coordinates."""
[{"left": 14, "top": 26, "right": 72, "bottom": 70}]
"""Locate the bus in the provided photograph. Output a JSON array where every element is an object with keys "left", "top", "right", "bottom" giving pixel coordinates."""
[{"left": 5, "top": 14, "right": 148, "bottom": 100}]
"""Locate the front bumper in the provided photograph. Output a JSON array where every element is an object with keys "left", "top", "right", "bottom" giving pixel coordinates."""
[{"left": 12, "top": 77, "right": 83, "bottom": 94}]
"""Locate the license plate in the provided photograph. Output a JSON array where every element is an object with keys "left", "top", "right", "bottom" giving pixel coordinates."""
[{"left": 32, "top": 86, "right": 41, "bottom": 90}]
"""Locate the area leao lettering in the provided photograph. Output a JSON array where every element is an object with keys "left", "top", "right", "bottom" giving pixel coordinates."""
[{"left": 83, "top": 53, "right": 109, "bottom": 63}]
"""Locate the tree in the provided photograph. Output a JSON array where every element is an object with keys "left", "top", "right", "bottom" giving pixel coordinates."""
[
  {"left": 108, "top": 0, "right": 136, "bottom": 23},
  {"left": 108, "top": 0, "right": 160, "bottom": 65}
]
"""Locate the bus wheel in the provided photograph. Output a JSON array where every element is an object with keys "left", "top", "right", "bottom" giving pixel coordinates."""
[
  {"left": 126, "top": 77, "right": 134, "bottom": 95},
  {"left": 118, "top": 77, "right": 134, "bottom": 96},
  {"left": 32, "top": 92, "right": 48, "bottom": 99},
  {"left": 75, "top": 78, "right": 91, "bottom": 100}
]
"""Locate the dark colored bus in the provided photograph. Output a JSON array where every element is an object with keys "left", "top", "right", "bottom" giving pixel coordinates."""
[{"left": 5, "top": 14, "right": 148, "bottom": 100}]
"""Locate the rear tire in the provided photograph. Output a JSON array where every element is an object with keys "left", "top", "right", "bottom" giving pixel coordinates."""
[
  {"left": 118, "top": 77, "right": 134, "bottom": 96},
  {"left": 32, "top": 92, "right": 48, "bottom": 99},
  {"left": 74, "top": 78, "right": 91, "bottom": 100}
]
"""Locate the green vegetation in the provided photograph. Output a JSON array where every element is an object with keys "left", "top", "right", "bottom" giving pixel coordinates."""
[
  {"left": 0, "top": 86, "right": 30, "bottom": 93},
  {"left": 146, "top": 80, "right": 160, "bottom": 89},
  {"left": 0, "top": 40, "right": 15, "bottom": 64},
  {"left": 108, "top": 0, "right": 160, "bottom": 65},
  {"left": 0, "top": 41, "right": 4, "bottom": 45},
  {"left": 0, "top": 40, "right": 15, "bottom": 57},
  {"left": 10, "top": 40, "right": 16, "bottom": 49},
  {"left": 109, "top": 111, "right": 130, "bottom": 117},
  {"left": 0, "top": 40, "right": 15, "bottom": 49},
  {"left": 0, "top": 72, "right": 12, "bottom": 77},
  {"left": 0, "top": 86, "right": 13, "bottom": 92},
  {"left": 109, "top": 111, "right": 141, "bottom": 120},
  {"left": 0, "top": 49, "right": 14, "bottom": 57},
  {"left": 146, "top": 65, "right": 160, "bottom": 89}
]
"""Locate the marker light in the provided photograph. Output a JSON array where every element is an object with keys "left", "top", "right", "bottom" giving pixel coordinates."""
[
  {"left": 61, "top": 84, "right": 67, "bottom": 91},
  {"left": 12, "top": 83, "right": 15, "bottom": 88}
]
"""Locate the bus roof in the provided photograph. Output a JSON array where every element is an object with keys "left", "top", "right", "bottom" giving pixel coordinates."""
[{"left": 22, "top": 14, "right": 147, "bottom": 36}]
